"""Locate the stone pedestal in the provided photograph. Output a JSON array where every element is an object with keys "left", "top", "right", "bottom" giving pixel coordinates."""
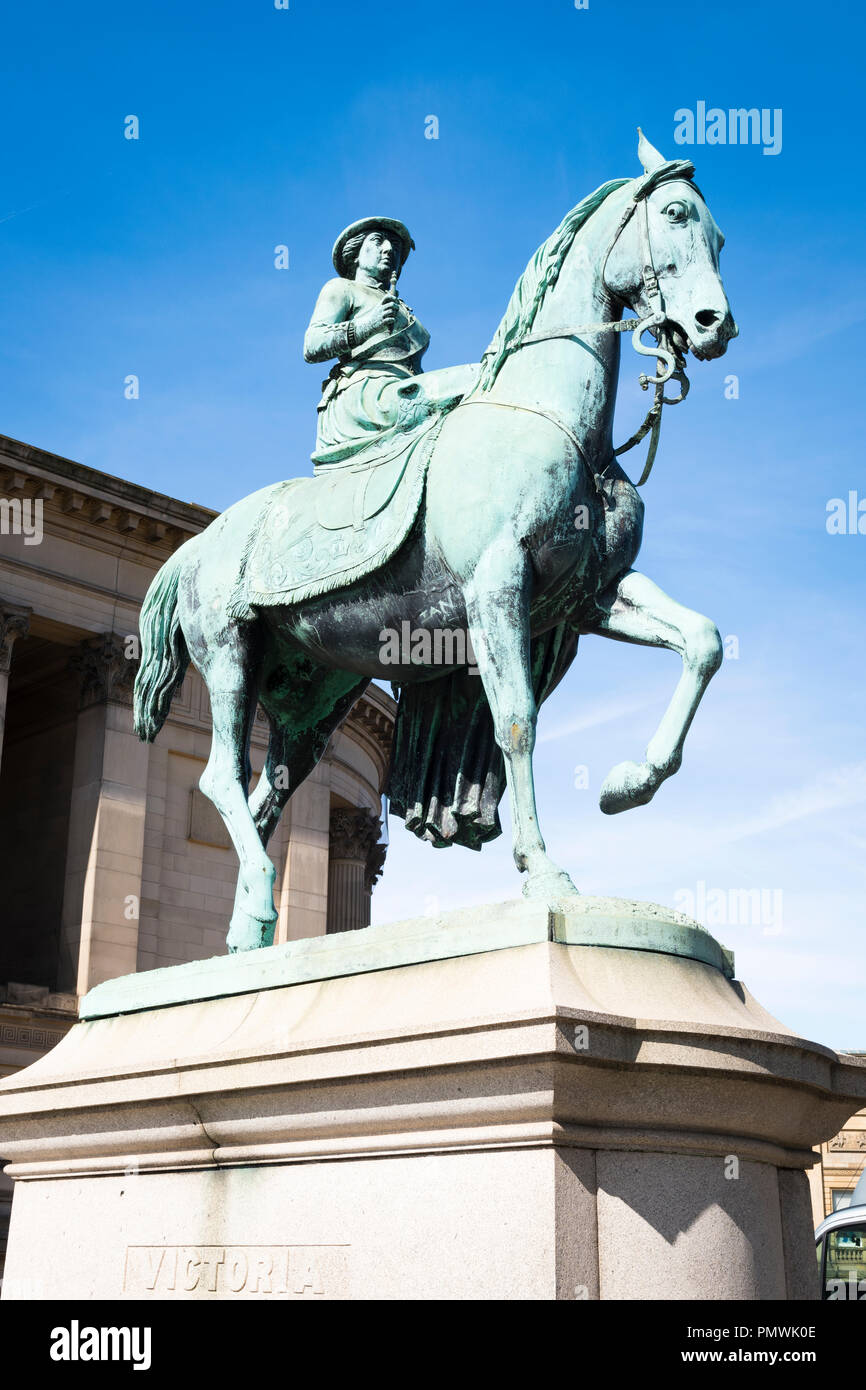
[{"left": 0, "top": 897, "right": 863, "bottom": 1301}]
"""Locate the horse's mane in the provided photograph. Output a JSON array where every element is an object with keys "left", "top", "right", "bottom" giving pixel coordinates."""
[{"left": 472, "top": 178, "right": 630, "bottom": 393}]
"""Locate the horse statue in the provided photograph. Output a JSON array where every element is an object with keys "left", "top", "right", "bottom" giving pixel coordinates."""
[{"left": 133, "top": 131, "right": 737, "bottom": 952}]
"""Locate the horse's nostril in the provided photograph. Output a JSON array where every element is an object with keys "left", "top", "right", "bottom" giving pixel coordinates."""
[{"left": 695, "top": 309, "right": 720, "bottom": 329}]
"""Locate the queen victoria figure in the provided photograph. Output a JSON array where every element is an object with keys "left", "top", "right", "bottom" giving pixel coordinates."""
[{"left": 304, "top": 216, "right": 477, "bottom": 468}]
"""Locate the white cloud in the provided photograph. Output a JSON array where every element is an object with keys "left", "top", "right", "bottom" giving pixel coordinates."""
[
  {"left": 719, "top": 761, "right": 866, "bottom": 845},
  {"left": 536, "top": 688, "right": 666, "bottom": 744}
]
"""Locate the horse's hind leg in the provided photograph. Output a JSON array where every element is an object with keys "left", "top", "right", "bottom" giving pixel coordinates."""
[
  {"left": 198, "top": 646, "right": 279, "bottom": 952},
  {"left": 588, "top": 569, "right": 723, "bottom": 814},
  {"left": 249, "top": 669, "right": 369, "bottom": 849},
  {"left": 248, "top": 717, "right": 298, "bottom": 850}
]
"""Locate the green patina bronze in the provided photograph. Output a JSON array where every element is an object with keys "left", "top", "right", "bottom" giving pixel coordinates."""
[
  {"left": 79, "top": 898, "right": 735, "bottom": 1021},
  {"left": 133, "top": 131, "right": 737, "bottom": 953}
]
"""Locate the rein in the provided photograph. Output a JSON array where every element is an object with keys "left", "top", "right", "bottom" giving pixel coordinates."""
[{"left": 458, "top": 167, "right": 694, "bottom": 488}]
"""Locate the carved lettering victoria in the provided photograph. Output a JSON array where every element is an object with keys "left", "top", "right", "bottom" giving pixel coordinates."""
[{"left": 123, "top": 1245, "right": 349, "bottom": 1298}]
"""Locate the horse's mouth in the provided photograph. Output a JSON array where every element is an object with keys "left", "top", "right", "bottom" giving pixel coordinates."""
[
  {"left": 669, "top": 318, "right": 733, "bottom": 363},
  {"left": 656, "top": 321, "right": 692, "bottom": 370},
  {"left": 666, "top": 321, "right": 693, "bottom": 362}
]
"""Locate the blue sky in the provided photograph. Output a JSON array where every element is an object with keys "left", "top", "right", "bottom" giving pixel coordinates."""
[{"left": 1, "top": 0, "right": 864, "bottom": 1047}]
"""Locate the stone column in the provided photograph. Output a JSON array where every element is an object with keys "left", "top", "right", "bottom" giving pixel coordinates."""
[
  {"left": 326, "top": 808, "right": 384, "bottom": 934},
  {"left": 276, "top": 764, "right": 331, "bottom": 943},
  {"left": 0, "top": 603, "right": 30, "bottom": 769},
  {"left": 57, "top": 634, "right": 149, "bottom": 996}
]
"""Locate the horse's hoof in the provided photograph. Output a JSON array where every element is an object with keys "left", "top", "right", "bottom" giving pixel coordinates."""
[
  {"left": 599, "top": 760, "right": 656, "bottom": 815},
  {"left": 522, "top": 868, "right": 580, "bottom": 906},
  {"left": 227, "top": 910, "right": 277, "bottom": 953}
]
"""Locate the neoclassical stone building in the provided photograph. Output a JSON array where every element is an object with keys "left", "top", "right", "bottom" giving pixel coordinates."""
[
  {"left": 0, "top": 432, "right": 395, "bottom": 1275},
  {"left": 807, "top": 1075, "right": 866, "bottom": 1227}
]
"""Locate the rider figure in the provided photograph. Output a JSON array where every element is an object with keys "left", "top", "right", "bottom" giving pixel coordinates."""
[{"left": 304, "top": 216, "right": 476, "bottom": 467}]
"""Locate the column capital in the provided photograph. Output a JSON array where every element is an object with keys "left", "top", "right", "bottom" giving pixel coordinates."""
[
  {"left": 327, "top": 807, "right": 387, "bottom": 933},
  {"left": 70, "top": 632, "right": 139, "bottom": 709},
  {"left": 0, "top": 602, "right": 31, "bottom": 673},
  {"left": 328, "top": 807, "right": 381, "bottom": 862}
]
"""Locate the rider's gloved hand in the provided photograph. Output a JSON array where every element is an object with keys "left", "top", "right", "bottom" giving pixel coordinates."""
[{"left": 354, "top": 293, "right": 399, "bottom": 342}]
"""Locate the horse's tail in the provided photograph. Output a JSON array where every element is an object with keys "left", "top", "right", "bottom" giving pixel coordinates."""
[{"left": 133, "top": 544, "right": 191, "bottom": 742}]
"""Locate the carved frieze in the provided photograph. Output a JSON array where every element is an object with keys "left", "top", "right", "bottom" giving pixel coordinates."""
[{"left": 828, "top": 1131, "right": 866, "bottom": 1152}]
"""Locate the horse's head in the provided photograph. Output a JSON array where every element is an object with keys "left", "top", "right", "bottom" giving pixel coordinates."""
[{"left": 604, "top": 131, "right": 737, "bottom": 363}]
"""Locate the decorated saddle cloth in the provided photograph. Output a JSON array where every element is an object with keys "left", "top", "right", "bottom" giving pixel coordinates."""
[{"left": 230, "top": 411, "right": 446, "bottom": 612}]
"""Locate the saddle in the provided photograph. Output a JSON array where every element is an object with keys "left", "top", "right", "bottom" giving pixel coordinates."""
[{"left": 229, "top": 412, "right": 446, "bottom": 614}]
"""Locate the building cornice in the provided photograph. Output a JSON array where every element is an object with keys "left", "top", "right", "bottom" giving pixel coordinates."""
[
  {"left": 0, "top": 433, "right": 216, "bottom": 552},
  {"left": 0, "top": 433, "right": 397, "bottom": 764},
  {"left": 342, "top": 684, "right": 396, "bottom": 788}
]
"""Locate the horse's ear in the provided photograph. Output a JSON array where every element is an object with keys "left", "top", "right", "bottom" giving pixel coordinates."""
[{"left": 637, "top": 128, "right": 666, "bottom": 173}]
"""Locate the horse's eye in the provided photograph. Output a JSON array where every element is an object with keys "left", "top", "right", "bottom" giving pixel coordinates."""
[{"left": 665, "top": 202, "right": 688, "bottom": 224}]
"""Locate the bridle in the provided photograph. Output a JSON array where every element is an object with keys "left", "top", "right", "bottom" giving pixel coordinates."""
[{"left": 457, "top": 162, "right": 697, "bottom": 488}]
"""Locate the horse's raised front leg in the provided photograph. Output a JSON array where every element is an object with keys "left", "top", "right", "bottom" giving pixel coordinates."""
[
  {"left": 199, "top": 652, "right": 278, "bottom": 952},
  {"left": 588, "top": 569, "right": 722, "bottom": 814},
  {"left": 465, "top": 547, "right": 579, "bottom": 904}
]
